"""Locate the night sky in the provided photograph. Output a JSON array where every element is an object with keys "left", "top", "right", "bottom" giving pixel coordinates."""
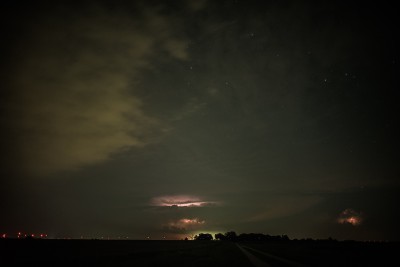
[{"left": 1, "top": 1, "right": 399, "bottom": 241}]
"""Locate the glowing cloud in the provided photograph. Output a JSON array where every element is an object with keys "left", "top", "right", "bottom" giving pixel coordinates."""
[
  {"left": 171, "top": 218, "right": 205, "bottom": 228},
  {"left": 4, "top": 4, "right": 188, "bottom": 176},
  {"left": 151, "top": 195, "right": 218, "bottom": 207},
  {"left": 165, "top": 218, "right": 205, "bottom": 234},
  {"left": 337, "top": 209, "right": 363, "bottom": 226}
]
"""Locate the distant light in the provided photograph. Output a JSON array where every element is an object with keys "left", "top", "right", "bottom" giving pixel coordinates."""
[
  {"left": 2, "top": 234, "right": 6, "bottom": 238},
  {"left": 338, "top": 209, "right": 363, "bottom": 226},
  {"left": 31, "top": 234, "right": 35, "bottom": 237}
]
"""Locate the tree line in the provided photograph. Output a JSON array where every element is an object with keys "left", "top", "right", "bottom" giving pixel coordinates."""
[{"left": 193, "top": 231, "right": 290, "bottom": 242}]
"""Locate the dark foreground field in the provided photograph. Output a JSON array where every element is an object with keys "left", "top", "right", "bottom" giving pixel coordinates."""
[
  {"left": 1, "top": 239, "right": 399, "bottom": 267},
  {"left": 1, "top": 239, "right": 251, "bottom": 267},
  {"left": 239, "top": 241, "right": 399, "bottom": 267}
]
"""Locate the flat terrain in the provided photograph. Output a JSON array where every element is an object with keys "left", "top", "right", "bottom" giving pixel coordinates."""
[
  {"left": 240, "top": 241, "right": 399, "bottom": 266},
  {"left": 1, "top": 239, "right": 399, "bottom": 266},
  {"left": 0, "top": 239, "right": 252, "bottom": 267}
]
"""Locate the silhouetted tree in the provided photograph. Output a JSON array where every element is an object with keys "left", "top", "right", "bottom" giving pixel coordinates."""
[
  {"left": 194, "top": 233, "right": 213, "bottom": 240},
  {"left": 215, "top": 233, "right": 226, "bottom": 240},
  {"left": 281, "top": 235, "right": 289, "bottom": 241},
  {"left": 209, "top": 231, "right": 294, "bottom": 242},
  {"left": 236, "top": 233, "right": 291, "bottom": 242},
  {"left": 225, "top": 231, "right": 237, "bottom": 241}
]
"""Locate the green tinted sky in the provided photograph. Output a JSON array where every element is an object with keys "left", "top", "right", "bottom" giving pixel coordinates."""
[{"left": 1, "top": 1, "right": 399, "bottom": 241}]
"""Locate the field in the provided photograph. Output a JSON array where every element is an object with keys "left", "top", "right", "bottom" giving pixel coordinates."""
[
  {"left": 239, "top": 241, "right": 399, "bottom": 266},
  {"left": 1, "top": 239, "right": 399, "bottom": 266},
  {"left": 1, "top": 239, "right": 251, "bottom": 267}
]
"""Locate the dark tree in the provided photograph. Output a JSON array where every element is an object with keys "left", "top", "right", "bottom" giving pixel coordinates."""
[
  {"left": 194, "top": 233, "right": 213, "bottom": 241},
  {"left": 225, "top": 231, "right": 237, "bottom": 241},
  {"left": 281, "top": 235, "right": 289, "bottom": 241},
  {"left": 215, "top": 233, "right": 226, "bottom": 240}
]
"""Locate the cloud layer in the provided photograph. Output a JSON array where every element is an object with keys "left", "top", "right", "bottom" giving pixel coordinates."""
[
  {"left": 5, "top": 4, "right": 188, "bottom": 176},
  {"left": 165, "top": 218, "right": 205, "bottom": 234}
]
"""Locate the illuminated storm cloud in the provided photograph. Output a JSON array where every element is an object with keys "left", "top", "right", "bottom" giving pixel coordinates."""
[
  {"left": 151, "top": 195, "right": 218, "bottom": 207},
  {"left": 165, "top": 218, "right": 205, "bottom": 234},
  {"left": 170, "top": 218, "right": 205, "bottom": 228},
  {"left": 337, "top": 209, "right": 363, "bottom": 226}
]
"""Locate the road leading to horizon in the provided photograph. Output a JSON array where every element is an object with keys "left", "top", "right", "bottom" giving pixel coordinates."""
[
  {"left": 237, "top": 242, "right": 399, "bottom": 267},
  {"left": 237, "top": 244, "right": 271, "bottom": 267}
]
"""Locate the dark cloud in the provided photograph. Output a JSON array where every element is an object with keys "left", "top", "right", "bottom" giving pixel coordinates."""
[
  {"left": 163, "top": 218, "right": 205, "bottom": 234},
  {"left": 2, "top": 2, "right": 190, "bottom": 176},
  {"left": 1, "top": 1, "right": 398, "bottom": 241}
]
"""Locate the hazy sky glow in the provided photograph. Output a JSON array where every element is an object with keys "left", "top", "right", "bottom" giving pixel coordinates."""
[{"left": 1, "top": 1, "right": 399, "bottom": 241}]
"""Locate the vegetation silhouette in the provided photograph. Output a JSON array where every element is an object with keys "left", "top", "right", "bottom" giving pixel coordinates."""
[
  {"left": 1, "top": 233, "right": 398, "bottom": 266},
  {"left": 212, "top": 231, "right": 290, "bottom": 242},
  {"left": 193, "top": 233, "right": 213, "bottom": 241}
]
